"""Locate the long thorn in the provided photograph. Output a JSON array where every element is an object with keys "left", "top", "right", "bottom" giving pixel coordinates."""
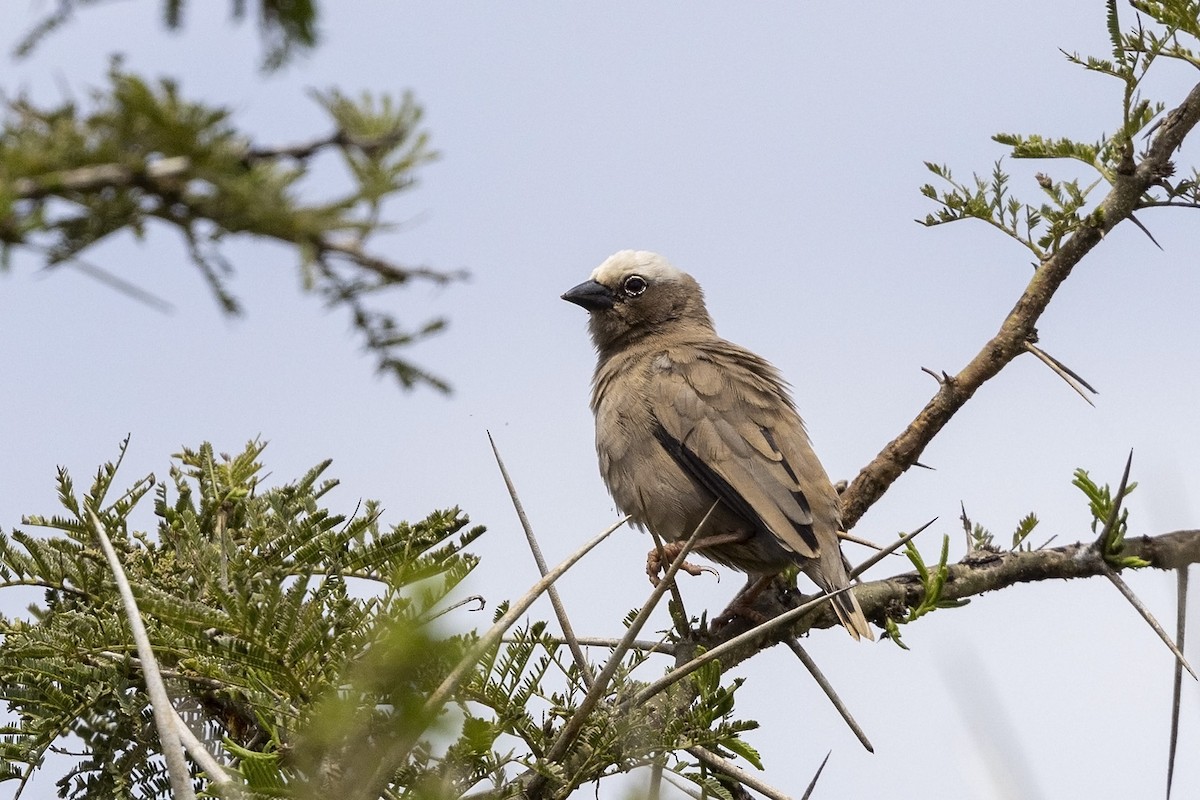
[
  {"left": 661, "top": 771, "right": 706, "bottom": 800},
  {"left": 690, "top": 746, "right": 794, "bottom": 800},
  {"left": 42, "top": 252, "right": 177, "bottom": 314},
  {"left": 1167, "top": 567, "right": 1188, "bottom": 799},
  {"left": 86, "top": 507, "right": 197, "bottom": 800},
  {"left": 531, "top": 503, "right": 720, "bottom": 794},
  {"left": 837, "top": 530, "right": 889, "bottom": 552},
  {"left": 1100, "top": 562, "right": 1197, "bottom": 680},
  {"left": 1024, "top": 341, "right": 1097, "bottom": 406},
  {"left": 629, "top": 586, "right": 852, "bottom": 708},
  {"left": 1095, "top": 451, "right": 1134, "bottom": 554},
  {"left": 1128, "top": 211, "right": 1164, "bottom": 250},
  {"left": 488, "top": 431, "right": 594, "bottom": 687},
  {"left": 647, "top": 759, "right": 664, "bottom": 800},
  {"left": 173, "top": 713, "right": 236, "bottom": 790},
  {"left": 423, "top": 515, "right": 628, "bottom": 719},
  {"left": 850, "top": 518, "right": 937, "bottom": 580},
  {"left": 800, "top": 751, "right": 832, "bottom": 800},
  {"left": 522, "top": 636, "right": 673, "bottom": 654},
  {"left": 960, "top": 501, "right": 974, "bottom": 553},
  {"left": 649, "top": 527, "right": 692, "bottom": 636},
  {"left": 785, "top": 639, "right": 873, "bottom": 752}
]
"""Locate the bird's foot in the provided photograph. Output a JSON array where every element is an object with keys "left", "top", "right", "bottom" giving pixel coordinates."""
[
  {"left": 709, "top": 575, "right": 774, "bottom": 632},
  {"left": 645, "top": 541, "right": 718, "bottom": 586},
  {"left": 709, "top": 603, "right": 770, "bottom": 632}
]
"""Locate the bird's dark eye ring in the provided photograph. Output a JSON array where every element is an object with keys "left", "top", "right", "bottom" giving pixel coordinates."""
[{"left": 623, "top": 275, "right": 648, "bottom": 297}]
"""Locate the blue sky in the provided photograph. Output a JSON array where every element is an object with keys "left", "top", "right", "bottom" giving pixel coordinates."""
[{"left": 2, "top": 3, "right": 1199, "bottom": 798}]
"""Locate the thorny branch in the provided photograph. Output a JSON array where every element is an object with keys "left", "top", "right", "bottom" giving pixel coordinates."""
[
  {"left": 710, "top": 528, "right": 1200, "bottom": 670},
  {"left": 838, "top": 79, "right": 1200, "bottom": 530}
]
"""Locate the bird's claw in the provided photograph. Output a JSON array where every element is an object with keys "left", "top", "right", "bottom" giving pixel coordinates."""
[{"left": 645, "top": 544, "right": 717, "bottom": 586}]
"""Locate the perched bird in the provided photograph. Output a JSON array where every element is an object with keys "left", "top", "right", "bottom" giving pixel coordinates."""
[{"left": 562, "top": 250, "right": 872, "bottom": 640}]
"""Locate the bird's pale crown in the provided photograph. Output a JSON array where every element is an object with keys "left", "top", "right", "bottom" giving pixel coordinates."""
[{"left": 590, "top": 250, "right": 685, "bottom": 286}]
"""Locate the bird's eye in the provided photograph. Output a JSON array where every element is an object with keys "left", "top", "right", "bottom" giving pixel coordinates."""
[{"left": 623, "top": 275, "right": 648, "bottom": 297}]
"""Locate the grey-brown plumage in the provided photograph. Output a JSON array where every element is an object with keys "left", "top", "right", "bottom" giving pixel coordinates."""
[{"left": 563, "top": 250, "right": 872, "bottom": 640}]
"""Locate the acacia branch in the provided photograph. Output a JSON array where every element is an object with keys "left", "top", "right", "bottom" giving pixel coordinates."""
[
  {"left": 10, "top": 129, "right": 410, "bottom": 199},
  {"left": 503, "top": 529, "right": 1200, "bottom": 799},
  {"left": 12, "top": 156, "right": 193, "bottom": 199},
  {"left": 17, "top": 163, "right": 450, "bottom": 288},
  {"left": 839, "top": 79, "right": 1200, "bottom": 530},
  {"left": 711, "top": 528, "right": 1200, "bottom": 670}
]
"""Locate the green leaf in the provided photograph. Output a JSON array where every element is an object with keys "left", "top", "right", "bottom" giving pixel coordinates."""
[{"left": 1011, "top": 513, "right": 1039, "bottom": 551}]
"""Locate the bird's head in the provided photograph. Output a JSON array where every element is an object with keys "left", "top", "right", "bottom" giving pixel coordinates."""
[{"left": 562, "top": 250, "right": 713, "bottom": 354}]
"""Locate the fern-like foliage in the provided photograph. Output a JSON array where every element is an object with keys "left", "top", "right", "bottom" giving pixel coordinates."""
[
  {"left": 0, "top": 442, "right": 765, "bottom": 800},
  {"left": 0, "top": 439, "right": 483, "bottom": 799},
  {"left": 961, "top": 506, "right": 1042, "bottom": 553}
]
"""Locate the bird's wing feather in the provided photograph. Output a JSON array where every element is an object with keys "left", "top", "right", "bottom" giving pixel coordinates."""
[{"left": 650, "top": 343, "right": 827, "bottom": 559}]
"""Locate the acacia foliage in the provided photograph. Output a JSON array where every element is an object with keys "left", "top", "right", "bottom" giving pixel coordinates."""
[
  {"left": 0, "top": 440, "right": 482, "bottom": 797},
  {"left": 0, "top": 442, "right": 761, "bottom": 799}
]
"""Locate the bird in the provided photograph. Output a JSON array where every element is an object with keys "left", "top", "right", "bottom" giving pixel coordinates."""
[{"left": 562, "top": 249, "right": 873, "bottom": 640}]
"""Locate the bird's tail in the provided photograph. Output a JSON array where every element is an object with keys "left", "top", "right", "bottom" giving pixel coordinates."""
[{"left": 806, "top": 550, "right": 873, "bottom": 641}]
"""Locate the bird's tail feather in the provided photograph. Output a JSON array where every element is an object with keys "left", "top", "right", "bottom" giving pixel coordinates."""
[
  {"left": 829, "top": 586, "right": 873, "bottom": 641},
  {"left": 808, "top": 554, "right": 874, "bottom": 641}
]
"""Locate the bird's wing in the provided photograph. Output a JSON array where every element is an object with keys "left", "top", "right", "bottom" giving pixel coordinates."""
[{"left": 649, "top": 342, "right": 828, "bottom": 560}]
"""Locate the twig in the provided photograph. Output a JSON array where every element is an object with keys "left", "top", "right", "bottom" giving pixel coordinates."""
[
  {"left": 319, "top": 238, "right": 466, "bottom": 284},
  {"left": 13, "top": 156, "right": 193, "bottom": 199},
  {"left": 488, "top": 432, "right": 594, "bottom": 688},
  {"left": 421, "top": 594, "right": 486, "bottom": 624},
  {"left": 689, "top": 745, "right": 794, "bottom": 800},
  {"left": 243, "top": 131, "right": 342, "bottom": 161},
  {"left": 85, "top": 507, "right": 197, "bottom": 800},
  {"left": 784, "top": 639, "right": 873, "bottom": 752},
  {"left": 1167, "top": 567, "right": 1187, "bottom": 799}
]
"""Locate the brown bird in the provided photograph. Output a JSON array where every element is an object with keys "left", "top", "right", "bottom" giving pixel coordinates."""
[{"left": 562, "top": 250, "right": 872, "bottom": 640}]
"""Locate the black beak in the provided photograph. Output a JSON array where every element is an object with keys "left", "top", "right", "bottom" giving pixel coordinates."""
[{"left": 561, "top": 279, "right": 615, "bottom": 311}]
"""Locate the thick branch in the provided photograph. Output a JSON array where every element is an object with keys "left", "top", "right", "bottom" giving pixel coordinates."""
[
  {"left": 507, "top": 530, "right": 1200, "bottom": 799},
  {"left": 839, "top": 79, "right": 1200, "bottom": 530},
  {"left": 711, "top": 528, "right": 1200, "bottom": 670}
]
